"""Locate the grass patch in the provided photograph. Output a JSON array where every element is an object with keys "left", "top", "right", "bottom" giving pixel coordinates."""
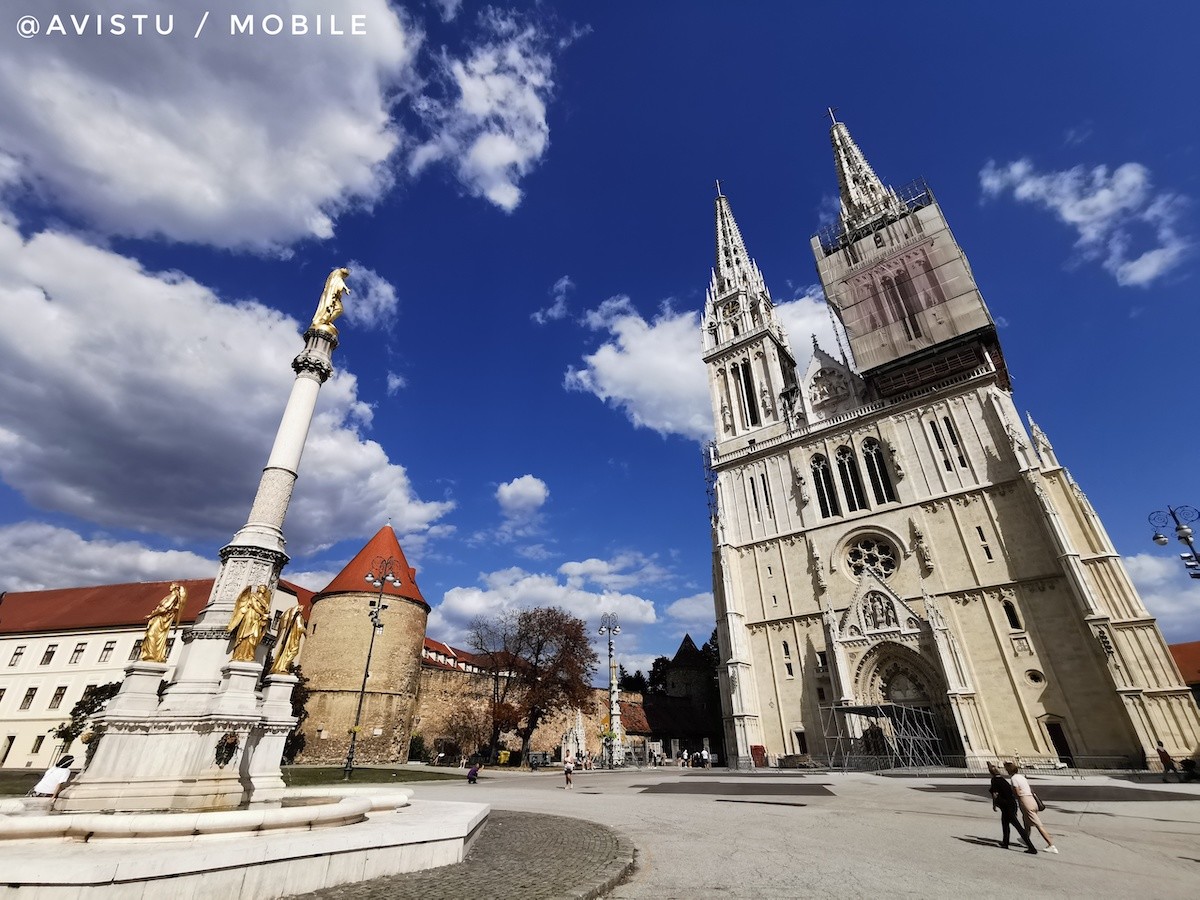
[
  {"left": 282, "top": 766, "right": 463, "bottom": 786},
  {"left": 0, "top": 770, "right": 40, "bottom": 797}
]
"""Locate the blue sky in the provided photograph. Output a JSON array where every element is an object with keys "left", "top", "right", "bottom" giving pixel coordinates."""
[{"left": 1, "top": 1, "right": 1198, "bottom": 678}]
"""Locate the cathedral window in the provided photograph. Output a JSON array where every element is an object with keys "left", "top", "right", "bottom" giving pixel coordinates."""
[
  {"left": 784, "top": 662, "right": 794, "bottom": 678},
  {"left": 811, "top": 455, "right": 840, "bottom": 518},
  {"left": 943, "top": 416, "right": 967, "bottom": 467},
  {"left": 862, "top": 438, "right": 897, "bottom": 503},
  {"left": 783, "top": 641, "right": 791, "bottom": 658},
  {"left": 928, "top": 420, "right": 953, "bottom": 472},
  {"left": 1003, "top": 599, "right": 1022, "bottom": 631},
  {"left": 759, "top": 474, "right": 772, "bottom": 518},
  {"left": 750, "top": 476, "right": 762, "bottom": 522},
  {"left": 846, "top": 536, "right": 898, "bottom": 579},
  {"left": 977, "top": 526, "right": 994, "bottom": 561},
  {"left": 836, "top": 445, "right": 869, "bottom": 512},
  {"left": 738, "top": 361, "right": 760, "bottom": 427}
]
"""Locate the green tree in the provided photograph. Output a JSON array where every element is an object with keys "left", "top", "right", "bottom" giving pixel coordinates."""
[
  {"left": 53, "top": 681, "right": 121, "bottom": 751},
  {"left": 647, "top": 656, "right": 671, "bottom": 694},
  {"left": 471, "top": 606, "right": 598, "bottom": 765},
  {"left": 619, "top": 668, "right": 649, "bottom": 695}
]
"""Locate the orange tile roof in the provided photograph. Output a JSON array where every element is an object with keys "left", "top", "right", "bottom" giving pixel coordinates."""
[
  {"left": 0, "top": 578, "right": 313, "bottom": 635},
  {"left": 315, "top": 525, "right": 427, "bottom": 609},
  {"left": 1170, "top": 641, "right": 1200, "bottom": 686}
]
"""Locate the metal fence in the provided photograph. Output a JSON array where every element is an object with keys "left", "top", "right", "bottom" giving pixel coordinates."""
[{"left": 795, "top": 753, "right": 1140, "bottom": 778}]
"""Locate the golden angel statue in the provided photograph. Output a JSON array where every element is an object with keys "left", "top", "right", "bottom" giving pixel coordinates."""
[
  {"left": 140, "top": 582, "right": 187, "bottom": 663},
  {"left": 310, "top": 266, "right": 351, "bottom": 335},
  {"left": 269, "top": 603, "right": 307, "bottom": 675},
  {"left": 227, "top": 583, "right": 272, "bottom": 663}
]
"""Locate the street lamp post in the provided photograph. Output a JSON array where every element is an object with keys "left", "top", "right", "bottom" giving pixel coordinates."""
[
  {"left": 598, "top": 613, "right": 621, "bottom": 768},
  {"left": 1148, "top": 506, "right": 1200, "bottom": 579},
  {"left": 343, "top": 555, "right": 400, "bottom": 781}
]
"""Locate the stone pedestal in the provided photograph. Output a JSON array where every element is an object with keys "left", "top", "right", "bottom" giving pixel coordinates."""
[{"left": 246, "top": 673, "right": 298, "bottom": 804}]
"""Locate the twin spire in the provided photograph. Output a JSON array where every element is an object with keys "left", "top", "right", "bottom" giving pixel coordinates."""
[{"left": 828, "top": 114, "right": 904, "bottom": 231}]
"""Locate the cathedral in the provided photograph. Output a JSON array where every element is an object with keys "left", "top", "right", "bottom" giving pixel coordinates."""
[{"left": 705, "top": 117, "right": 1200, "bottom": 770}]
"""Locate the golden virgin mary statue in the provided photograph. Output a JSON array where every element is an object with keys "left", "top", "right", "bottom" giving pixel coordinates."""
[
  {"left": 140, "top": 583, "right": 187, "bottom": 663},
  {"left": 228, "top": 584, "right": 271, "bottom": 663},
  {"left": 311, "top": 266, "right": 350, "bottom": 336}
]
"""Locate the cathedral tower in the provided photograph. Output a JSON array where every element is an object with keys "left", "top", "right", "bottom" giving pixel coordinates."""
[{"left": 706, "top": 120, "right": 1200, "bottom": 771}]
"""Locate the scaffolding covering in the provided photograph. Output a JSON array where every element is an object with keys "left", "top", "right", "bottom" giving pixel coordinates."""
[{"left": 821, "top": 702, "right": 945, "bottom": 769}]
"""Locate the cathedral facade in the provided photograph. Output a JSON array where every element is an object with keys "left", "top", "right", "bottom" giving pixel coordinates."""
[{"left": 705, "top": 118, "right": 1200, "bottom": 770}]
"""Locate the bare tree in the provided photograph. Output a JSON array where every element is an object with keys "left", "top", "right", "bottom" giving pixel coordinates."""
[{"left": 470, "top": 606, "right": 598, "bottom": 764}]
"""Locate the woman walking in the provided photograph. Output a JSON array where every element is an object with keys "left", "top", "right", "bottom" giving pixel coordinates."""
[
  {"left": 1004, "top": 761, "right": 1058, "bottom": 853},
  {"left": 988, "top": 762, "right": 1036, "bottom": 853},
  {"left": 564, "top": 753, "right": 574, "bottom": 790}
]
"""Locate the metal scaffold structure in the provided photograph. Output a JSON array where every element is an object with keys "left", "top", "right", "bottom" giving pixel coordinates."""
[{"left": 821, "top": 702, "right": 945, "bottom": 769}]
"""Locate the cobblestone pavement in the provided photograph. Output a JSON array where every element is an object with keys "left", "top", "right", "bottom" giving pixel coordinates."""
[{"left": 290, "top": 809, "right": 635, "bottom": 900}]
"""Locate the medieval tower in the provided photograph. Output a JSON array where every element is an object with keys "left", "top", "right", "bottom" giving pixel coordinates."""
[{"left": 706, "top": 117, "right": 1200, "bottom": 770}]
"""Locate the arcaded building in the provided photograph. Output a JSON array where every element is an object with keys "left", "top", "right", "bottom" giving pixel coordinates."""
[{"left": 705, "top": 118, "right": 1200, "bottom": 769}]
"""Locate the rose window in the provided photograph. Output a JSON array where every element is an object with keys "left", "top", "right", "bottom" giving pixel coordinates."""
[{"left": 846, "top": 536, "right": 898, "bottom": 579}]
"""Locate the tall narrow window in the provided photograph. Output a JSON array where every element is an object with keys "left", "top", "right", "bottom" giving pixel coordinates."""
[
  {"left": 782, "top": 641, "right": 791, "bottom": 658},
  {"left": 8, "top": 646, "right": 25, "bottom": 666},
  {"left": 128, "top": 640, "right": 143, "bottom": 661},
  {"left": 896, "top": 270, "right": 923, "bottom": 338},
  {"left": 784, "top": 662, "right": 794, "bottom": 678},
  {"left": 836, "top": 445, "right": 869, "bottom": 512},
  {"left": 943, "top": 416, "right": 967, "bottom": 467},
  {"left": 32, "top": 735, "right": 45, "bottom": 753},
  {"left": 739, "top": 361, "right": 760, "bottom": 426},
  {"left": 69, "top": 643, "right": 86, "bottom": 665},
  {"left": 98, "top": 641, "right": 115, "bottom": 663},
  {"left": 749, "top": 476, "right": 762, "bottom": 522},
  {"left": 977, "top": 526, "right": 994, "bottom": 561},
  {"left": 811, "top": 455, "right": 840, "bottom": 518},
  {"left": 929, "top": 420, "right": 953, "bottom": 471},
  {"left": 862, "top": 438, "right": 896, "bottom": 503},
  {"left": 40, "top": 645, "right": 58, "bottom": 666},
  {"left": 48, "top": 686, "right": 68, "bottom": 710},
  {"left": 19, "top": 688, "right": 37, "bottom": 710},
  {"left": 1003, "top": 599, "right": 1022, "bottom": 631},
  {"left": 759, "top": 474, "right": 772, "bottom": 518}
]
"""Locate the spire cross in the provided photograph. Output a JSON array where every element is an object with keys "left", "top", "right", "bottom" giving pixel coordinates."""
[
  {"left": 826, "top": 106, "right": 839, "bottom": 125},
  {"left": 715, "top": 179, "right": 723, "bottom": 197}
]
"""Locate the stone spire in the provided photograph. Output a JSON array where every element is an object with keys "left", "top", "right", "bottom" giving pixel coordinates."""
[
  {"left": 829, "top": 115, "right": 904, "bottom": 231},
  {"left": 711, "top": 186, "right": 768, "bottom": 299}
]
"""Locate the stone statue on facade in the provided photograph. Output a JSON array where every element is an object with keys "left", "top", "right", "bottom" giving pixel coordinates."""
[
  {"left": 269, "top": 603, "right": 307, "bottom": 675},
  {"left": 228, "top": 584, "right": 271, "bottom": 662},
  {"left": 140, "top": 582, "right": 187, "bottom": 663},
  {"left": 311, "top": 267, "right": 351, "bottom": 336}
]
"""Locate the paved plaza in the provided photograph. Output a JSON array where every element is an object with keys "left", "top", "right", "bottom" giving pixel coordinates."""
[{"left": 303, "top": 764, "right": 1200, "bottom": 899}]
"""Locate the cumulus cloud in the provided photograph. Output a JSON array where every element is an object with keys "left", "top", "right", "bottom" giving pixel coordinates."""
[
  {"left": 0, "top": 215, "right": 452, "bottom": 557},
  {"left": 428, "top": 563, "right": 658, "bottom": 648},
  {"left": 532, "top": 275, "right": 573, "bottom": 324},
  {"left": 664, "top": 591, "right": 716, "bottom": 630},
  {"left": 0, "top": 0, "right": 419, "bottom": 251},
  {"left": 565, "top": 287, "right": 836, "bottom": 442},
  {"left": 386, "top": 372, "right": 408, "bottom": 395},
  {"left": 344, "top": 261, "right": 400, "bottom": 329},
  {"left": 496, "top": 474, "right": 549, "bottom": 519},
  {"left": 559, "top": 552, "right": 670, "bottom": 592},
  {"left": 409, "top": 9, "right": 556, "bottom": 211},
  {"left": 980, "top": 158, "right": 1190, "bottom": 287},
  {"left": 1123, "top": 553, "right": 1200, "bottom": 643},
  {"left": 433, "top": 0, "right": 464, "bottom": 22},
  {"left": 0, "top": 522, "right": 215, "bottom": 592}
]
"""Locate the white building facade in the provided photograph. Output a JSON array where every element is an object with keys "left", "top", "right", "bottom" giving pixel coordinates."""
[{"left": 706, "top": 118, "right": 1200, "bottom": 770}]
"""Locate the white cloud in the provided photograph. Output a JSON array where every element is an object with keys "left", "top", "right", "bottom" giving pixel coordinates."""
[
  {"left": 980, "top": 158, "right": 1190, "bottom": 287},
  {"left": 409, "top": 10, "right": 556, "bottom": 211},
  {"left": 386, "top": 372, "right": 408, "bottom": 395},
  {"left": 0, "top": 215, "right": 452, "bottom": 557},
  {"left": 344, "top": 261, "right": 400, "bottom": 329},
  {"left": 565, "top": 287, "right": 836, "bottom": 443},
  {"left": 1124, "top": 553, "right": 1200, "bottom": 643},
  {"left": 559, "top": 552, "right": 670, "bottom": 592},
  {"left": 429, "top": 564, "right": 658, "bottom": 648},
  {"left": 433, "top": 0, "right": 464, "bottom": 22},
  {"left": 496, "top": 474, "right": 549, "bottom": 519},
  {"left": 0, "top": 522, "right": 215, "bottom": 592},
  {"left": 532, "top": 274, "right": 573, "bottom": 324},
  {"left": 664, "top": 591, "right": 716, "bottom": 630},
  {"left": 0, "top": 0, "right": 420, "bottom": 251}
]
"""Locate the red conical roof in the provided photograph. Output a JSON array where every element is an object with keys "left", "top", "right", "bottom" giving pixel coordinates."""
[{"left": 315, "top": 525, "right": 427, "bottom": 609}]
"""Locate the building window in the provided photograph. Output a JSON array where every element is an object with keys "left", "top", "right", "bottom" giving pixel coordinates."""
[
  {"left": 32, "top": 735, "right": 45, "bottom": 753},
  {"left": 977, "top": 526, "right": 994, "bottom": 561},
  {"left": 8, "top": 646, "right": 25, "bottom": 666},
  {"left": 846, "top": 536, "right": 899, "bottom": 579},
  {"left": 69, "top": 643, "right": 87, "bottom": 665},
  {"left": 862, "top": 438, "right": 896, "bottom": 503},
  {"left": 816, "top": 651, "right": 829, "bottom": 670},
  {"left": 782, "top": 641, "right": 791, "bottom": 658},
  {"left": 749, "top": 475, "right": 762, "bottom": 522},
  {"left": 836, "top": 445, "right": 869, "bottom": 512},
  {"left": 928, "top": 420, "right": 953, "bottom": 472},
  {"left": 794, "top": 730, "right": 809, "bottom": 754},
  {"left": 128, "top": 640, "right": 144, "bottom": 661},
  {"left": 1003, "top": 599, "right": 1022, "bottom": 631},
  {"left": 48, "top": 687, "right": 68, "bottom": 710},
  {"left": 19, "top": 688, "right": 37, "bottom": 710},
  {"left": 784, "top": 662, "right": 794, "bottom": 678},
  {"left": 943, "top": 416, "right": 967, "bottom": 468},
  {"left": 812, "top": 454, "right": 840, "bottom": 518},
  {"left": 771, "top": 594, "right": 778, "bottom": 607},
  {"left": 40, "top": 645, "right": 58, "bottom": 666},
  {"left": 165, "top": 638, "right": 176, "bottom": 657},
  {"left": 0, "top": 687, "right": 6, "bottom": 704},
  {"left": 738, "top": 361, "right": 760, "bottom": 427},
  {"left": 98, "top": 641, "right": 116, "bottom": 663},
  {"left": 817, "top": 687, "right": 827, "bottom": 702}
]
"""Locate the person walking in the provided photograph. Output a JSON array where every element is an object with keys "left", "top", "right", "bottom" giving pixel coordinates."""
[
  {"left": 31, "top": 755, "right": 75, "bottom": 799},
  {"left": 988, "top": 762, "right": 1036, "bottom": 853},
  {"left": 1005, "top": 761, "right": 1058, "bottom": 853},
  {"left": 701, "top": 748, "right": 710, "bottom": 769},
  {"left": 1156, "top": 741, "right": 1179, "bottom": 782},
  {"left": 564, "top": 753, "right": 574, "bottom": 789}
]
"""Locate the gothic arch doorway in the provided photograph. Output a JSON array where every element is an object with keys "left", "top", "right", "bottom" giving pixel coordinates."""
[{"left": 853, "top": 641, "right": 963, "bottom": 758}]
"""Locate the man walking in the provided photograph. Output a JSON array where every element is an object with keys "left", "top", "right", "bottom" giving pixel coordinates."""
[{"left": 1156, "top": 741, "right": 1179, "bottom": 782}]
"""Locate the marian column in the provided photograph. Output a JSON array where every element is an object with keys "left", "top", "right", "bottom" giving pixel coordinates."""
[{"left": 58, "top": 268, "right": 350, "bottom": 813}]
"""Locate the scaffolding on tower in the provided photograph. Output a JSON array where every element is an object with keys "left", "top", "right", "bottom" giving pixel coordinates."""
[{"left": 820, "top": 702, "right": 945, "bottom": 770}]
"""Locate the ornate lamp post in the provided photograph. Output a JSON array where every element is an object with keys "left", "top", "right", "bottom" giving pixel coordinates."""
[
  {"left": 598, "top": 613, "right": 622, "bottom": 768},
  {"left": 1149, "top": 506, "right": 1200, "bottom": 579},
  {"left": 343, "top": 555, "right": 399, "bottom": 780}
]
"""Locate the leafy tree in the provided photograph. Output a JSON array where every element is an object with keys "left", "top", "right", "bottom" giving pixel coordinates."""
[
  {"left": 409, "top": 733, "right": 428, "bottom": 763},
  {"left": 646, "top": 656, "right": 671, "bottom": 694},
  {"left": 53, "top": 681, "right": 121, "bottom": 750},
  {"left": 470, "top": 606, "right": 598, "bottom": 764},
  {"left": 619, "top": 668, "right": 649, "bottom": 695},
  {"left": 440, "top": 702, "right": 491, "bottom": 760}
]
